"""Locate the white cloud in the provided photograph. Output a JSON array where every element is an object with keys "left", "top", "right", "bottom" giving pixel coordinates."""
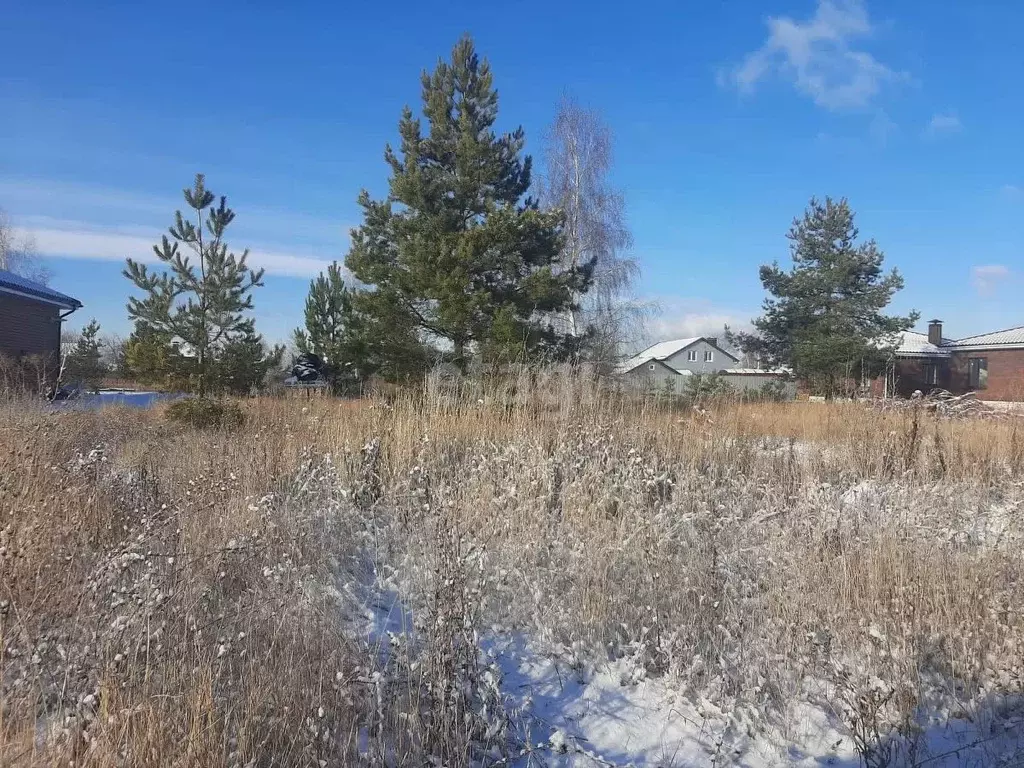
[
  {"left": 971, "top": 264, "right": 1011, "bottom": 296},
  {"left": 640, "top": 297, "right": 752, "bottom": 349},
  {"left": 926, "top": 112, "right": 962, "bottom": 135},
  {"left": 1001, "top": 184, "right": 1022, "bottom": 199},
  {"left": 0, "top": 176, "right": 350, "bottom": 250},
  {"left": 725, "top": 0, "right": 903, "bottom": 111},
  {"left": 14, "top": 219, "right": 340, "bottom": 279}
]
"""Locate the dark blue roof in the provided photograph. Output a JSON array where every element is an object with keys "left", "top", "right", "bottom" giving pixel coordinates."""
[{"left": 0, "top": 268, "right": 82, "bottom": 310}]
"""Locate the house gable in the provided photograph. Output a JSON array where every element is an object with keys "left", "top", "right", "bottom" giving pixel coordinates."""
[{"left": 662, "top": 338, "right": 739, "bottom": 372}]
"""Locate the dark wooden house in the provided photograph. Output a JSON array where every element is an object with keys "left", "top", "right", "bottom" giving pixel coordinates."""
[{"left": 0, "top": 269, "right": 83, "bottom": 377}]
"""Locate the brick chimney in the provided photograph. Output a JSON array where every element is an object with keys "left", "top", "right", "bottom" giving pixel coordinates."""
[
  {"left": 927, "top": 319, "right": 943, "bottom": 347},
  {"left": 706, "top": 336, "right": 718, "bottom": 348}
]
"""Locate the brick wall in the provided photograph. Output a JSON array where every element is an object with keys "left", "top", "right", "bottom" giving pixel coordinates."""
[
  {"left": 951, "top": 349, "right": 1024, "bottom": 402},
  {"left": 871, "top": 357, "right": 949, "bottom": 398}
]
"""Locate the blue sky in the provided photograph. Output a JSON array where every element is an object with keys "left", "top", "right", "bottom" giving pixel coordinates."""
[{"left": 1, "top": 0, "right": 1021, "bottom": 346}]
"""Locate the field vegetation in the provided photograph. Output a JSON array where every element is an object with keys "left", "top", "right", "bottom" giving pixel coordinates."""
[{"left": 2, "top": 373, "right": 1023, "bottom": 766}]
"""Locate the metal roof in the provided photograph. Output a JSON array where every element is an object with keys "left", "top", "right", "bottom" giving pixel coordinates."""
[
  {"left": 889, "top": 331, "right": 952, "bottom": 358},
  {"left": 946, "top": 326, "right": 1024, "bottom": 349},
  {"left": 615, "top": 337, "right": 738, "bottom": 374},
  {"left": 0, "top": 269, "right": 82, "bottom": 310},
  {"left": 720, "top": 368, "right": 791, "bottom": 375}
]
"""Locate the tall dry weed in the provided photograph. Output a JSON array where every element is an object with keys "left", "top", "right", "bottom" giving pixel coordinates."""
[{"left": 2, "top": 375, "right": 1023, "bottom": 765}]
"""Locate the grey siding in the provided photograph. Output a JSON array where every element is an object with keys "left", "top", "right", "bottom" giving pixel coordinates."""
[
  {"left": 0, "top": 294, "right": 62, "bottom": 362},
  {"left": 621, "top": 362, "right": 688, "bottom": 392},
  {"left": 662, "top": 339, "right": 737, "bottom": 373},
  {"left": 719, "top": 373, "right": 796, "bottom": 398}
]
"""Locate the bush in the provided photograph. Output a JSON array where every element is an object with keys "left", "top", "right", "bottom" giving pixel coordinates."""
[
  {"left": 682, "top": 372, "right": 734, "bottom": 403},
  {"left": 165, "top": 397, "right": 245, "bottom": 429},
  {"left": 752, "top": 379, "right": 790, "bottom": 402}
]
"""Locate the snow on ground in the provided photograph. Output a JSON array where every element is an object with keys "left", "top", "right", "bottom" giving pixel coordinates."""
[
  {"left": 490, "top": 635, "right": 1024, "bottom": 767},
  {"left": 489, "top": 634, "right": 855, "bottom": 767},
  {"left": 340, "top": 549, "right": 1024, "bottom": 766}
]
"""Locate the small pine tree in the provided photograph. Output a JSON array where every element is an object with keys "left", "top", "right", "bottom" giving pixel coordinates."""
[
  {"left": 345, "top": 36, "right": 593, "bottom": 374},
  {"left": 123, "top": 174, "right": 274, "bottom": 395},
  {"left": 217, "top": 331, "right": 284, "bottom": 395},
  {"left": 123, "top": 323, "right": 183, "bottom": 388},
  {"left": 63, "top": 319, "right": 106, "bottom": 391},
  {"left": 294, "top": 263, "right": 362, "bottom": 391},
  {"left": 730, "top": 197, "right": 918, "bottom": 397}
]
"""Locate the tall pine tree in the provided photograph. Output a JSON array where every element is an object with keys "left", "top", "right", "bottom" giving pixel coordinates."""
[
  {"left": 345, "top": 36, "right": 593, "bottom": 373},
  {"left": 123, "top": 174, "right": 275, "bottom": 395},
  {"left": 731, "top": 197, "right": 917, "bottom": 396}
]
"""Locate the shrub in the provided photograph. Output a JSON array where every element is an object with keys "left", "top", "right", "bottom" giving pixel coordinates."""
[
  {"left": 752, "top": 379, "right": 790, "bottom": 402},
  {"left": 165, "top": 397, "right": 245, "bottom": 429},
  {"left": 682, "top": 372, "right": 734, "bottom": 403}
]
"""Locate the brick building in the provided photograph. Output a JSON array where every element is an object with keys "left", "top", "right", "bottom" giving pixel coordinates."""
[
  {"left": 878, "top": 320, "right": 1024, "bottom": 402},
  {"left": 0, "top": 269, "right": 82, "bottom": 385}
]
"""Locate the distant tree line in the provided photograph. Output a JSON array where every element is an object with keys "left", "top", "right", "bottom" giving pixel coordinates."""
[
  {"left": 105, "top": 37, "right": 913, "bottom": 401},
  {"left": 115, "top": 36, "right": 638, "bottom": 396}
]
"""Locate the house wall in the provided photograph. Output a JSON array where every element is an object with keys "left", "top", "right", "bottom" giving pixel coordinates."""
[
  {"left": 662, "top": 340, "right": 737, "bottom": 373},
  {"left": 880, "top": 357, "right": 951, "bottom": 398},
  {"left": 950, "top": 350, "right": 1024, "bottom": 402},
  {"left": 0, "top": 294, "right": 61, "bottom": 362},
  {"left": 875, "top": 351, "right": 1024, "bottom": 401},
  {"left": 621, "top": 364, "right": 687, "bottom": 393}
]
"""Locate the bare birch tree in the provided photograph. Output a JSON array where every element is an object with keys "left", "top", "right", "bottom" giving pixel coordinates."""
[
  {"left": 0, "top": 208, "right": 50, "bottom": 285},
  {"left": 541, "top": 97, "right": 644, "bottom": 362}
]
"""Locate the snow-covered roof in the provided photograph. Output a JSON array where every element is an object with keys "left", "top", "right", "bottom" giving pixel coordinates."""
[
  {"left": 888, "top": 331, "right": 952, "bottom": 358},
  {"left": 615, "top": 337, "right": 738, "bottom": 374},
  {"left": 615, "top": 338, "right": 701, "bottom": 374},
  {"left": 720, "top": 368, "right": 790, "bottom": 375},
  {"left": 946, "top": 325, "right": 1024, "bottom": 349}
]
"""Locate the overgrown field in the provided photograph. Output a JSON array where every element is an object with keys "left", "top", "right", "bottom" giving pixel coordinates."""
[{"left": 3, "top": 374, "right": 1024, "bottom": 766}]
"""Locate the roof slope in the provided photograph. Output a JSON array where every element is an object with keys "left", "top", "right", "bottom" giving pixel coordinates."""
[
  {"left": 616, "top": 337, "right": 701, "bottom": 373},
  {"left": 889, "top": 331, "right": 952, "bottom": 358},
  {"left": 0, "top": 269, "right": 82, "bottom": 310},
  {"left": 947, "top": 326, "right": 1024, "bottom": 348},
  {"left": 615, "top": 337, "right": 739, "bottom": 374}
]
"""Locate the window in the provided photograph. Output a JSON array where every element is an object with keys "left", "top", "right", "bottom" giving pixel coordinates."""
[
  {"left": 704, "top": 350, "right": 714, "bottom": 363},
  {"left": 648, "top": 363, "right": 656, "bottom": 371},
  {"left": 923, "top": 362, "right": 938, "bottom": 386},
  {"left": 968, "top": 358, "right": 988, "bottom": 389},
  {"left": 687, "top": 350, "right": 697, "bottom": 362}
]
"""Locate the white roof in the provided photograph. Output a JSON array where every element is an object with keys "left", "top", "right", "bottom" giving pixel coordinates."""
[
  {"left": 947, "top": 325, "right": 1024, "bottom": 349},
  {"left": 889, "top": 331, "right": 952, "bottom": 358},
  {"left": 720, "top": 368, "right": 790, "bottom": 375},
  {"left": 615, "top": 337, "right": 701, "bottom": 374}
]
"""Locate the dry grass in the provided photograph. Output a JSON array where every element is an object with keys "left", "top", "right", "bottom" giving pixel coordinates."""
[{"left": 2, "top": 371, "right": 1023, "bottom": 765}]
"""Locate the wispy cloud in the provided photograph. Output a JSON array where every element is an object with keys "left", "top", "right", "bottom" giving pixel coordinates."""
[
  {"left": 971, "top": 264, "right": 1011, "bottom": 296},
  {"left": 1001, "top": 184, "right": 1022, "bottom": 199},
  {"left": 14, "top": 218, "right": 340, "bottom": 279},
  {"left": 641, "top": 297, "right": 751, "bottom": 348},
  {"left": 723, "top": 0, "right": 904, "bottom": 111},
  {"left": 926, "top": 112, "right": 962, "bottom": 135},
  {"left": 0, "top": 176, "right": 351, "bottom": 251}
]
